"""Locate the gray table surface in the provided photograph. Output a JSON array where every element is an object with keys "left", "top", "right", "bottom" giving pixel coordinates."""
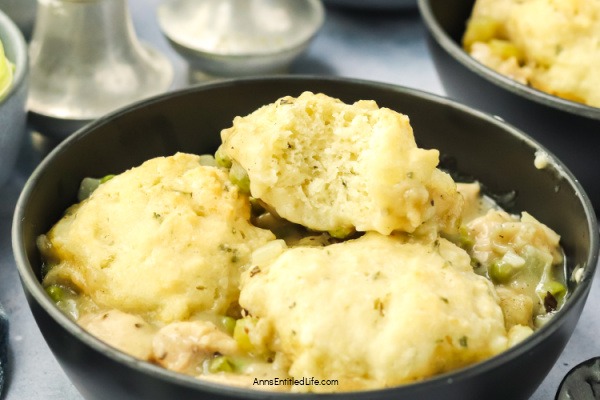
[{"left": 1, "top": 1, "right": 599, "bottom": 399}]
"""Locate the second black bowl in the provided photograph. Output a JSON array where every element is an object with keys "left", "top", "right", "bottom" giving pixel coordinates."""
[{"left": 418, "top": 0, "right": 600, "bottom": 211}]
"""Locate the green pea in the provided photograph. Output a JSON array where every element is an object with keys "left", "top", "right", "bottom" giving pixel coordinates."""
[
  {"left": 457, "top": 226, "right": 474, "bottom": 248},
  {"left": 488, "top": 259, "right": 514, "bottom": 283},
  {"left": 328, "top": 226, "right": 355, "bottom": 239},
  {"left": 45, "top": 284, "right": 66, "bottom": 303},
  {"left": 220, "top": 316, "right": 236, "bottom": 336},
  {"left": 215, "top": 146, "right": 232, "bottom": 168}
]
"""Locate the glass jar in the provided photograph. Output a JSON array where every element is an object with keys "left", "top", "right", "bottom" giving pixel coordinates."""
[{"left": 28, "top": 0, "right": 173, "bottom": 138}]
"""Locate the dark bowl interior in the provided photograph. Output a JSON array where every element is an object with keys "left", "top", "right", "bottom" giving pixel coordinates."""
[
  {"left": 12, "top": 77, "right": 599, "bottom": 400},
  {"left": 418, "top": 0, "right": 600, "bottom": 211}
]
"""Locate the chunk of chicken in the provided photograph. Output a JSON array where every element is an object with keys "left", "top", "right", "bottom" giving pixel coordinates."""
[
  {"left": 152, "top": 320, "right": 239, "bottom": 374},
  {"left": 495, "top": 286, "right": 534, "bottom": 329},
  {"left": 78, "top": 309, "right": 156, "bottom": 360}
]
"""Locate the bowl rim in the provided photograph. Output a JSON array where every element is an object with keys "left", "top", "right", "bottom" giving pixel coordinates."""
[
  {"left": 12, "top": 75, "right": 600, "bottom": 398},
  {"left": 157, "top": 0, "right": 326, "bottom": 58},
  {"left": 417, "top": 0, "right": 600, "bottom": 121},
  {"left": 0, "top": 8, "right": 28, "bottom": 102}
]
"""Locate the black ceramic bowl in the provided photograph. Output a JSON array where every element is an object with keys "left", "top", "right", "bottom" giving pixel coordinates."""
[
  {"left": 418, "top": 0, "right": 600, "bottom": 211},
  {"left": 12, "top": 77, "right": 599, "bottom": 400}
]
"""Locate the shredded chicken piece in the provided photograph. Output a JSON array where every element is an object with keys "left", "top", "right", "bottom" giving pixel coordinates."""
[{"left": 152, "top": 320, "right": 239, "bottom": 374}]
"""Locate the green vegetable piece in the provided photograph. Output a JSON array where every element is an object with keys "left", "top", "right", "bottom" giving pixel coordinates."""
[
  {"left": 215, "top": 146, "right": 232, "bottom": 168},
  {"left": 488, "top": 259, "right": 514, "bottom": 283},
  {"left": 99, "top": 174, "right": 115, "bottom": 184},
  {"left": 543, "top": 280, "right": 567, "bottom": 299},
  {"left": 45, "top": 285, "right": 79, "bottom": 320},
  {"left": 208, "top": 356, "right": 234, "bottom": 373},
  {"left": 77, "top": 177, "right": 101, "bottom": 202},
  {"left": 456, "top": 226, "right": 474, "bottom": 249},
  {"left": 546, "top": 280, "right": 566, "bottom": 296},
  {"left": 233, "top": 318, "right": 254, "bottom": 352},
  {"left": 328, "top": 226, "right": 355, "bottom": 239},
  {"left": 0, "top": 39, "right": 14, "bottom": 101},
  {"left": 220, "top": 316, "right": 236, "bottom": 336},
  {"left": 45, "top": 285, "right": 66, "bottom": 303},
  {"left": 229, "top": 162, "right": 250, "bottom": 194}
]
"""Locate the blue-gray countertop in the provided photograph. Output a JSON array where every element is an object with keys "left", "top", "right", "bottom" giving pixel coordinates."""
[{"left": 0, "top": 1, "right": 598, "bottom": 399}]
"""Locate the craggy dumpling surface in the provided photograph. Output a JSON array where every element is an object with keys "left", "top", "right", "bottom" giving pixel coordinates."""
[
  {"left": 239, "top": 233, "right": 509, "bottom": 392},
  {"left": 40, "top": 153, "right": 275, "bottom": 323},
  {"left": 464, "top": 0, "right": 600, "bottom": 107},
  {"left": 220, "top": 92, "right": 463, "bottom": 237}
]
